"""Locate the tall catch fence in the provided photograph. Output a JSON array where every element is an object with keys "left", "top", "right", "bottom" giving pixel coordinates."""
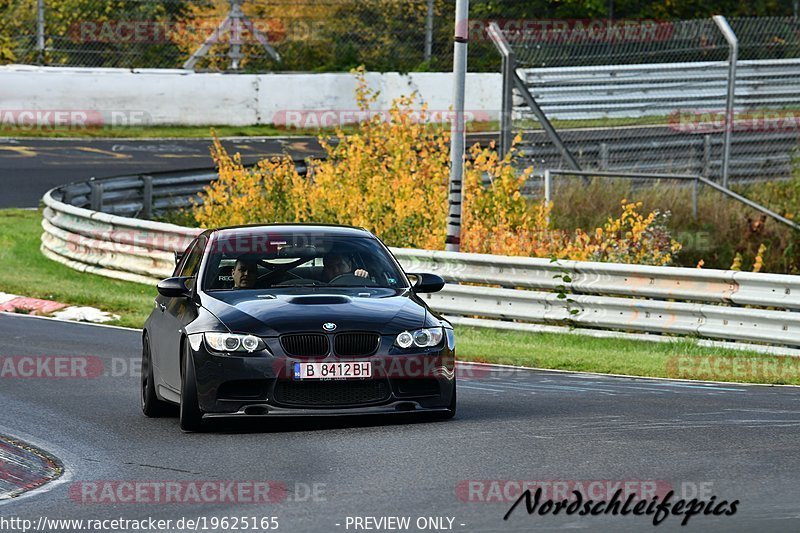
[
  {"left": 493, "top": 17, "right": 800, "bottom": 184},
  {"left": 0, "top": 0, "right": 506, "bottom": 72}
]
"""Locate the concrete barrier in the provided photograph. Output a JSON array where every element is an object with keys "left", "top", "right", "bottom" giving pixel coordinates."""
[{"left": 0, "top": 65, "right": 501, "bottom": 127}]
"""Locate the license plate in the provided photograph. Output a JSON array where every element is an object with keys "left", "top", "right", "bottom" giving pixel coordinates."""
[{"left": 293, "top": 361, "right": 372, "bottom": 380}]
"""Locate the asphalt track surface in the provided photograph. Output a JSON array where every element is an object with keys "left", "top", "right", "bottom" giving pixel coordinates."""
[
  {"left": 0, "top": 137, "right": 330, "bottom": 209},
  {"left": 0, "top": 134, "right": 498, "bottom": 209},
  {"left": 1, "top": 313, "right": 799, "bottom": 532}
]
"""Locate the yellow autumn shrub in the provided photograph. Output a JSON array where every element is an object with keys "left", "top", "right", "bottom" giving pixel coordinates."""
[
  {"left": 194, "top": 68, "right": 681, "bottom": 265},
  {"left": 192, "top": 136, "right": 307, "bottom": 228}
]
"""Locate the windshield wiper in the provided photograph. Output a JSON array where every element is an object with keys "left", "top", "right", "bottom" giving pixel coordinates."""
[{"left": 327, "top": 285, "right": 384, "bottom": 288}]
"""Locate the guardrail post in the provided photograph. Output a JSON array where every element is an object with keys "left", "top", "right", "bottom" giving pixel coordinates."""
[
  {"left": 89, "top": 178, "right": 102, "bottom": 212},
  {"left": 141, "top": 175, "right": 153, "bottom": 220},
  {"left": 713, "top": 15, "right": 738, "bottom": 189},
  {"left": 599, "top": 143, "right": 609, "bottom": 170}
]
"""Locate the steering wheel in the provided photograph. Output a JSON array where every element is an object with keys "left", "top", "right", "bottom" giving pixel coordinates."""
[{"left": 328, "top": 273, "right": 377, "bottom": 286}]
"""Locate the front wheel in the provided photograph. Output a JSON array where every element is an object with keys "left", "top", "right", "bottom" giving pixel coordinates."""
[
  {"left": 434, "top": 380, "right": 457, "bottom": 420},
  {"left": 179, "top": 341, "right": 204, "bottom": 432},
  {"left": 141, "top": 334, "right": 172, "bottom": 417}
]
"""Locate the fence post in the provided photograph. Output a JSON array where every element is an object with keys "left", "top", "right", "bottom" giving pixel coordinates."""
[
  {"left": 692, "top": 178, "right": 699, "bottom": 220},
  {"left": 713, "top": 15, "right": 738, "bottom": 189},
  {"left": 487, "top": 22, "right": 581, "bottom": 172},
  {"left": 488, "top": 22, "right": 514, "bottom": 157},
  {"left": 89, "top": 179, "right": 103, "bottom": 212},
  {"left": 599, "top": 143, "right": 609, "bottom": 170},
  {"left": 142, "top": 175, "right": 153, "bottom": 219},
  {"left": 544, "top": 169, "right": 552, "bottom": 225},
  {"left": 36, "top": 0, "right": 45, "bottom": 64},
  {"left": 702, "top": 134, "right": 712, "bottom": 178},
  {"left": 424, "top": 0, "right": 434, "bottom": 63}
]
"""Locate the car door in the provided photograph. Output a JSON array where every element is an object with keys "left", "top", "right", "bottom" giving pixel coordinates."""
[
  {"left": 154, "top": 236, "right": 206, "bottom": 392},
  {"left": 150, "top": 239, "right": 195, "bottom": 393}
]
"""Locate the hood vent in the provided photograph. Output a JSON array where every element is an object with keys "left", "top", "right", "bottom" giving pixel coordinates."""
[{"left": 287, "top": 295, "right": 351, "bottom": 305}]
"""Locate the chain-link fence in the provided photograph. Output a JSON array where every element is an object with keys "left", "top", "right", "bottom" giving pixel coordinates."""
[
  {"left": 0, "top": 0, "right": 511, "bottom": 72},
  {"left": 497, "top": 17, "right": 800, "bottom": 184}
]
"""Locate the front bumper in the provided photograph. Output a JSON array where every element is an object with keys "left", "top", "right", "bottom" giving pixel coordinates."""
[
  {"left": 203, "top": 402, "right": 451, "bottom": 418},
  {"left": 190, "top": 335, "right": 456, "bottom": 417}
]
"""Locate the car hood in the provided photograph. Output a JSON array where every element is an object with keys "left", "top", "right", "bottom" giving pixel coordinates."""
[{"left": 200, "top": 289, "right": 427, "bottom": 336}]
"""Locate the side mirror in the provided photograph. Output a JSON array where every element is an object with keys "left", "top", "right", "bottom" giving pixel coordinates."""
[
  {"left": 157, "top": 277, "right": 193, "bottom": 298},
  {"left": 408, "top": 273, "right": 445, "bottom": 294}
]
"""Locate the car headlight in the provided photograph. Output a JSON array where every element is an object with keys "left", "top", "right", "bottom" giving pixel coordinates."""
[
  {"left": 395, "top": 327, "right": 444, "bottom": 348},
  {"left": 204, "top": 332, "right": 266, "bottom": 353}
]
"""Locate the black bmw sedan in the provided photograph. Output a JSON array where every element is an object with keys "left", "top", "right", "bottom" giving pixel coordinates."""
[{"left": 142, "top": 224, "right": 456, "bottom": 431}]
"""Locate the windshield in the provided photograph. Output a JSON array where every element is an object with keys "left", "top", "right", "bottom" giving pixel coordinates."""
[{"left": 201, "top": 232, "right": 408, "bottom": 291}]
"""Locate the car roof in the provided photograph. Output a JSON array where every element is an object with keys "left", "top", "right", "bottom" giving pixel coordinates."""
[{"left": 209, "top": 224, "right": 374, "bottom": 240}]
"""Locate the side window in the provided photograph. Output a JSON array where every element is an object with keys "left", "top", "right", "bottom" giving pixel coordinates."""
[
  {"left": 173, "top": 240, "right": 196, "bottom": 277},
  {"left": 178, "top": 237, "right": 206, "bottom": 278}
]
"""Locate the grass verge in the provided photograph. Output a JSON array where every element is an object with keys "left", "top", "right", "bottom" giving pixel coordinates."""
[
  {"left": 2, "top": 209, "right": 797, "bottom": 385},
  {"left": 0, "top": 209, "right": 154, "bottom": 328},
  {"left": 457, "top": 327, "right": 800, "bottom": 386},
  {"left": 0, "top": 120, "right": 499, "bottom": 139},
  {"left": 0, "top": 115, "right": 673, "bottom": 139}
]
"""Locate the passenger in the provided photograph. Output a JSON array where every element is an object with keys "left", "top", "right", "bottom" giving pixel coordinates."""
[{"left": 232, "top": 258, "right": 259, "bottom": 289}]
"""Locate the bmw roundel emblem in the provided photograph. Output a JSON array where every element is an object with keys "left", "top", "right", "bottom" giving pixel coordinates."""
[{"left": 323, "top": 322, "right": 337, "bottom": 331}]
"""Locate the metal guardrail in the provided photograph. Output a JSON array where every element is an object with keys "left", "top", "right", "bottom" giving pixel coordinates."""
[
  {"left": 41, "top": 172, "right": 800, "bottom": 352},
  {"left": 506, "top": 55, "right": 800, "bottom": 181},
  {"left": 517, "top": 126, "right": 798, "bottom": 181},
  {"left": 518, "top": 59, "right": 800, "bottom": 120},
  {"left": 490, "top": 17, "right": 800, "bottom": 182},
  {"left": 41, "top": 177, "right": 203, "bottom": 285},
  {"left": 57, "top": 163, "right": 307, "bottom": 219}
]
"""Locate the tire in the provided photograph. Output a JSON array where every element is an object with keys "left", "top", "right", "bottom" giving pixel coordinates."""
[
  {"left": 179, "top": 340, "right": 205, "bottom": 432},
  {"left": 434, "top": 379, "right": 457, "bottom": 420},
  {"left": 141, "top": 334, "right": 172, "bottom": 417}
]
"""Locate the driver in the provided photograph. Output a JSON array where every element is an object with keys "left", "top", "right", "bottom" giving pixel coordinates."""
[
  {"left": 321, "top": 252, "right": 369, "bottom": 282},
  {"left": 232, "top": 257, "right": 259, "bottom": 289}
]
